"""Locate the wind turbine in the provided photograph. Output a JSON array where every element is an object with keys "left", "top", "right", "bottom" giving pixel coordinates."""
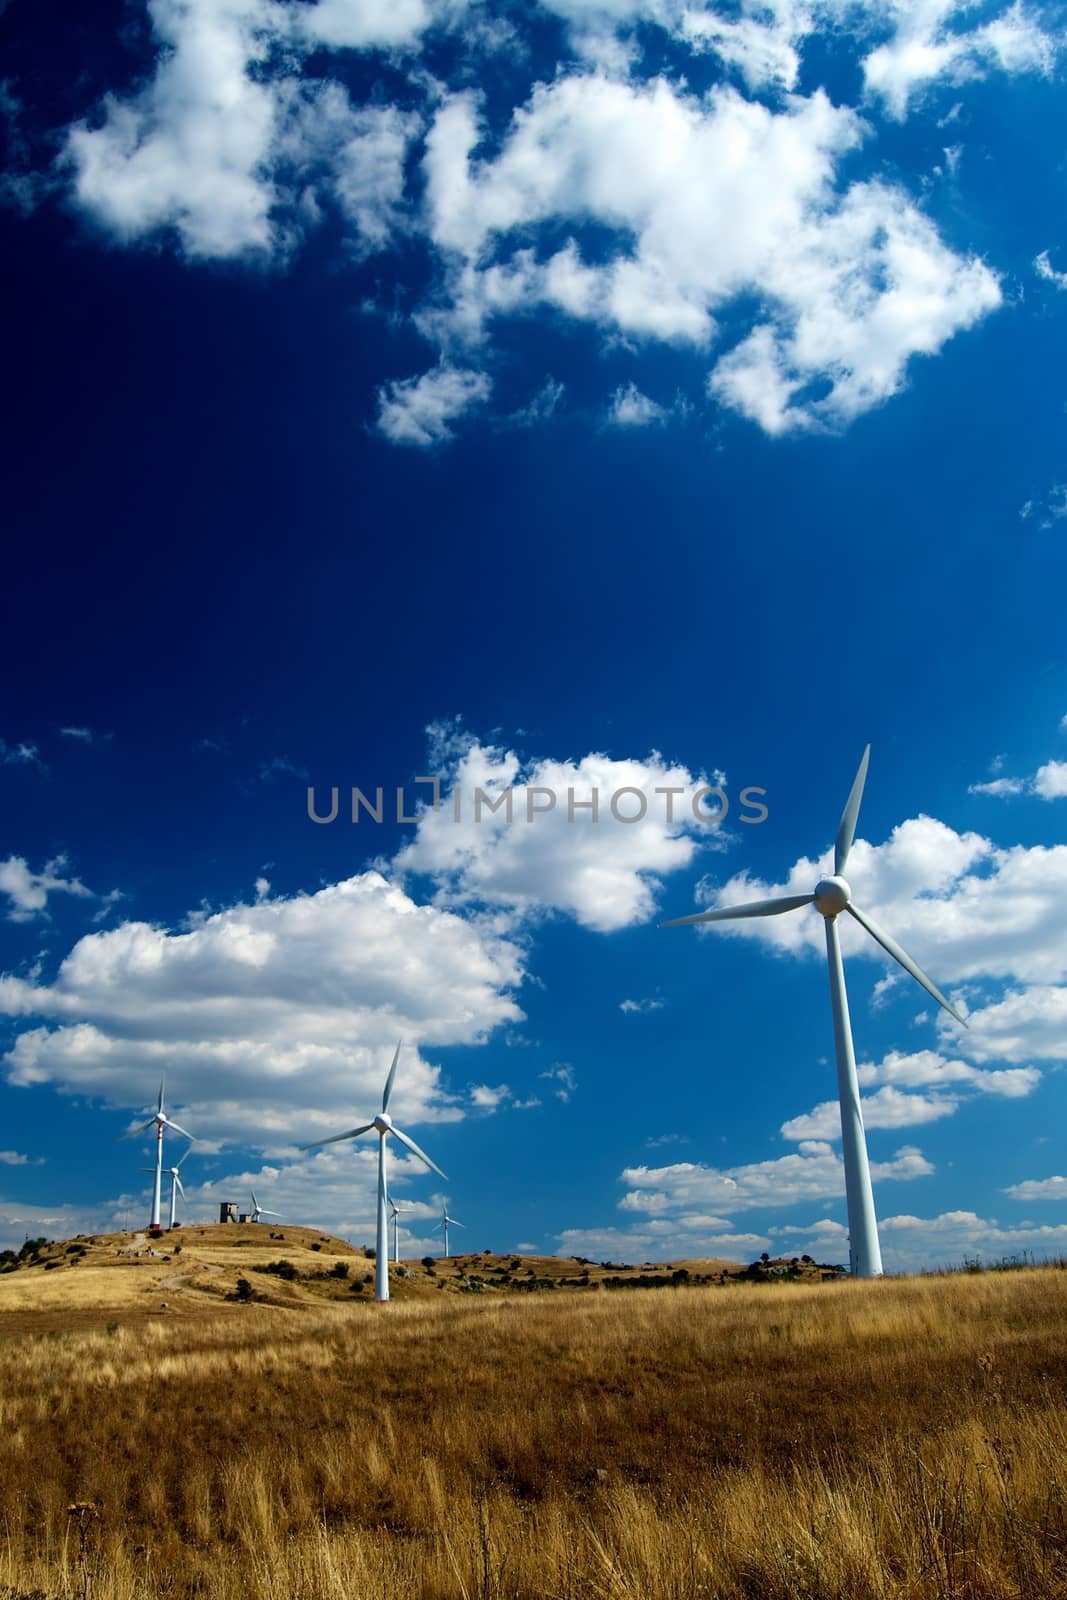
[
  {"left": 145, "top": 1145, "right": 194, "bottom": 1229},
  {"left": 660, "top": 745, "right": 966, "bottom": 1279},
  {"left": 250, "top": 1189, "right": 280, "bottom": 1224},
  {"left": 388, "top": 1197, "right": 411, "bottom": 1264},
  {"left": 120, "top": 1081, "right": 194, "bottom": 1231},
  {"left": 301, "top": 1042, "right": 446, "bottom": 1302},
  {"left": 438, "top": 1202, "right": 464, "bottom": 1259}
]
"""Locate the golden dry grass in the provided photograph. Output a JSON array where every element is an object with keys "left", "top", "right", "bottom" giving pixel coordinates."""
[{"left": 1, "top": 1261, "right": 1066, "bottom": 1599}]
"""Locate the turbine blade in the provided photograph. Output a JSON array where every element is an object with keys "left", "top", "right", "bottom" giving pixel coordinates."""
[
  {"left": 845, "top": 903, "right": 967, "bottom": 1026},
  {"left": 157, "top": 1080, "right": 165, "bottom": 1114},
  {"left": 300, "top": 1123, "right": 374, "bottom": 1150},
  {"left": 660, "top": 894, "right": 814, "bottom": 928},
  {"left": 382, "top": 1040, "right": 402, "bottom": 1113},
  {"left": 392, "top": 1126, "right": 447, "bottom": 1180},
  {"left": 117, "top": 1117, "right": 156, "bottom": 1142},
  {"left": 250, "top": 1189, "right": 259, "bottom": 1210},
  {"left": 175, "top": 1177, "right": 186, "bottom": 1199},
  {"left": 835, "top": 744, "right": 870, "bottom": 876},
  {"left": 160, "top": 1116, "right": 194, "bottom": 1140},
  {"left": 449, "top": 1218, "right": 465, "bottom": 1228}
]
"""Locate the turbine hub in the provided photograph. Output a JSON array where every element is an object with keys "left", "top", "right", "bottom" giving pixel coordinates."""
[
  {"left": 814, "top": 875, "right": 851, "bottom": 918},
  {"left": 374, "top": 1113, "right": 393, "bottom": 1134}
]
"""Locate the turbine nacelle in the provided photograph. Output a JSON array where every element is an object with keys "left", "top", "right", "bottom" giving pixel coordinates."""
[
  {"left": 373, "top": 1112, "right": 394, "bottom": 1135},
  {"left": 814, "top": 876, "right": 852, "bottom": 919}
]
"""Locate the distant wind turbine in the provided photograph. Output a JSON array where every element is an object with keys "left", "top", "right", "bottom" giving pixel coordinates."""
[
  {"left": 120, "top": 1081, "right": 194, "bottom": 1231},
  {"left": 438, "top": 1202, "right": 464, "bottom": 1258},
  {"left": 250, "top": 1189, "right": 280, "bottom": 1224},
  {"left": 661, "top": 745, "right": 966, "bottom": 1279},
  {"left": 388, "top": 1197, "right": 411, "bottom": 1264},
  {"left": 301, "top": 1042, "right": 446, "bottom": 1302},
  {"left": 145, "top": 1145, "right": 194, "bottom": 1229}
]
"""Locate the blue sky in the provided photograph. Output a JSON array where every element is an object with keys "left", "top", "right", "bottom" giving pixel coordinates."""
[{"left": 2, "top": 0, "right": 1067, "bottom": 1270}]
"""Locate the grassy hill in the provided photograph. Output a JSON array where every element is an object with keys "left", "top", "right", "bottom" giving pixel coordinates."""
[{"left": 0, "top": 1224, "right": 843, "bottom": 1332}]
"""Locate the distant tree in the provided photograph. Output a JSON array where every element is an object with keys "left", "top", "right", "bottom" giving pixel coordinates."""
[
  {"left": 234, "top": 1278, "right": 253, "bottom": 1302},
  {"left": 760, "top": 1253, "right": 770, "bottom": 1264},
  {"left": 329, "top": 1261, "right": 349, "bottom": 1279},
  {"left": 364, "top": 1246, "right": 376, "bottom": 1260},
  {"left": 421, "top": 1256, "right": 436, "bottom": 1271}
]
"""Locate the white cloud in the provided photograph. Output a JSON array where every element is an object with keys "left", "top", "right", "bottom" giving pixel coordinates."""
[
  {"left": 0, "top": 856, "right": 94, "bottom": 923},
  {"left": 878, "top": 1208, "right": 1067, "bottom": 1272},
  {"left": 1003, "top": 1175, "right": 1067, "bottom": 1202},
  {"left": 951, "top": 985, "right": 1067, "bottom": 1064},
  {"left": 862, "top": 0, "right": 1055, "bottom": 120},
  {"left": 781, "top": 1085, "right": 958, "bottom": 1140},
  {"left": 0, "top": 871, "right": 524, "bottom": 1148},
  {"left": 540, "top": 1063, "right": 577, "bottom": 1102},
  {"left": 0, "top": 1150, "right": 42, "bottom": 1166},
  {"left": 63, "top": 0, "right": 425, "bottom": 262},
  {"left": 58, "top": 726, "right": 95, "bottom": 743},
  {"left": 395, "top": 738, "right": 726, "bottom": 932},
  {"left": 296, "top": 0, "right": 468, "bottom": 51},
  {"left": 620, "top": 997, "right": 665, "bottom": 1013},
  {"left": 966, "top": 760, "right": 1067, "bottom": 801},
  {"left": 968, "top": 776, "right": 1026, "bottom": 797},
  {"left": 376, "top": 365, "right": 491, "bottom": 446},
  {"left": 617, "top": 1140, "right": 932, "bottom": 1216},
  {"left": 469, "top": 1082, "right": 510, "bottom": 1109},
  {"left": 1034, "top": 761, "right": 1067, "bottom": 800},
  {"left": 421, "top": 74, "right": 1000, "bottom": 434},
  {"left": 1034, "top": 250, "right": 1067, "bottom": 289},
  {"left": 0, "top": 740, "right": 45, "bottom": 772},
  {"left": 64, "top": 0, "right": 288, "bottom": 259},
  {"left": 608, "top": 382, "right": 668, "bottom": 426}
]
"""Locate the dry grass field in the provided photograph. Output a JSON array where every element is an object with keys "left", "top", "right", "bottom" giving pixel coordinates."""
[{"left": 1, "top": 1232, "right": 1065, "bottom": 1599}]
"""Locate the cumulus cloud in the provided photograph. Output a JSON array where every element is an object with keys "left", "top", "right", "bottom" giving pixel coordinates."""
[
  {"left": 952, "top": 985, "right": 1067, "bottom": 1064},
  {"left": 394, "top": 737, "right": 725, "bottom": 931},
  {"left": 617, "top": 1139, "right": 932, "bottom": 1216},
  {"left": 0, "top": 871, "right": 524, "bottom": 1147},
  {"left": 63, "top": 0, "right": 424, "bottom": 261},
  {"left": 968, "top": 759, "right": 1067, "bottom": 801},
  {"left": 44, "top": 0, "right": 1044, "bottom": 440},
  {"left": 862, "top": 0, "right": 1055, "bottom": 119},
  {"left": 1003, "top": 1174, "right": 1067, "bottom": 1202},
  {"left": 421, "top": 74, "right": 1000, "bottom": 433},
  {"left": 779, "top": 1049, "right": 1041, "bottom": 1138},
  {"left": 376, "top": 365, "right": 491, "bottom": 446},
  {"left": 0, "top": 856, "right": 95, "bottom": 923}
]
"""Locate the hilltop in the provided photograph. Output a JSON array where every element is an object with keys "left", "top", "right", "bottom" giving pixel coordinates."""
[{"left": 0, "top": 1223, "right": 845, "bottom": 1331}]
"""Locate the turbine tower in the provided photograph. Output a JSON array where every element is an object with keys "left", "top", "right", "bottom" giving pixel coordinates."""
[
  {"left": 302, "top": 1042, "right": 445, "bottom": 1302},
  {"left": 438, "top": 1202, "right": 464, "bottom": 1258},
  {"left": 250, "top": 1189, "right": 280, "bottom": 1224},
  {"left": 661, "top": 745, "right": 966, "bottom": 1279},
  {"left": 388, "top": 1197, "right": 411, "bottom": 1264},
  {"left": 120, "top": 1081, "right": 194, "bottom": 1231}
]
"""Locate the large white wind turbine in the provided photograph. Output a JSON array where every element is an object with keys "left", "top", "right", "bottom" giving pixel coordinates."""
[
  {"left": 301, "top": 1042, "right": 446, "bottom": 1302},
  {"left": 250, "top": 1189, "right": 280, "bottom": 1224},
  {"left": 388, "top": 1198, "right": 411, "bottom": 1265},
  {"left": 661, "top": 745, "right": 966, "bottom": 1279},
  {"left": 120, "top": 1081, "right": 194, "bottom": 1231},
  {"left": 438, "top": 1203, "right": 464, "bottom": 1259}
]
